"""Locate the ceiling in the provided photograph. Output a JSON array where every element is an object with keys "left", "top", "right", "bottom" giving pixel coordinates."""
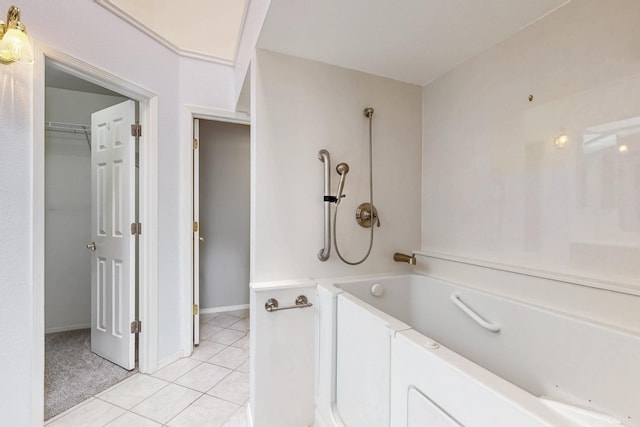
[
  {"left": 89, "top": 0, "right": 572, "bottom": 91},
  {"left": 96, "top": 0, "right": 248, "bottom": 64},
  {"left": 258, "top": 0, "right": 571, "bottom": 85}
]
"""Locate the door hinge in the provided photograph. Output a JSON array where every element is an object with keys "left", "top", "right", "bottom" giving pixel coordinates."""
[
  {"left": 193, "top": 304, "right": 199, "bottom": 315},
  {"left": 131, "top": 123, "right": 142, "bottom": 137},
  {"left": 130, "top": 320, "right": 142, "bottom": 334},
  {"left": 131, "top": 222, "right": 142, "bottom": 235},
  {"left": 193, "top": 138, "right": 198, "bottom": 149},
  {"left": 193, "top": 221, "right": 199, "bottom": 232}
]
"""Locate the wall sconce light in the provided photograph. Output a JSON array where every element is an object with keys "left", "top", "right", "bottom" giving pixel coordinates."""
[
  {"left": 618, "top": 144, "right": 628, "bottom": 153},
  {"left": 554, "top": 133, "right": 569, "bottom": 149},
  {"left": 0, "top": 5, "right": 34, "bottom": 64}
]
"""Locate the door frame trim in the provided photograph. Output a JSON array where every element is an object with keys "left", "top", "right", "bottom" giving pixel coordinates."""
[
  {"left": 32, "top": 43, "right": 159, "bottom": 425},
  {"left": 180, "top": 106, "right": 250, "bottom": 356}
]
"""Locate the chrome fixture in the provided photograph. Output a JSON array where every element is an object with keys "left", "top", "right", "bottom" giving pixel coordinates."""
[
  {"left": 318, "top": 149, "right": 332, "bottom": 261},
  {"left": 87, "top": 242, "right": 97, "bottom": 251},
  {"left": 355, "top": 202, "right": 380, "bottom": 228},
  {"left": 0, "top": 5, "right": 34, "bottom": 64},
  {"left": 393, "top": 252, "right": 416, "bottom": 265},
  {"left": 333, "top": 107, "right": 379, "bottom": 265},
  {"left": 265, "top": 295, "right": 313, "bottom": 312},
  {"left": 335, "top": 163, "right": 349, "bottom": 204}
]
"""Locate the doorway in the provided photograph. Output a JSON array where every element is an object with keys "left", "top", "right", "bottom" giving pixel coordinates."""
[
  {"left": 33, "top": 46, "right": 160, "bottom": 425},
  {"left": 192, "top": 117, "right": 250, "bottom": 346},
  {"left": 43, "top": 63, "right": 140, "bottom": 419}
]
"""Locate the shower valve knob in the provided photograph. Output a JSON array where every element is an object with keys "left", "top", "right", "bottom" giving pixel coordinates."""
[{"left": 355, "top": 203, "right": 380, "bottom": 228}]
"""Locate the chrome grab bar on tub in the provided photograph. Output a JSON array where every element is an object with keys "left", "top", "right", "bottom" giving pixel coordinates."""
[
  {"left": 318, "top": 149, "right": 331, "bottom": 261},
  {"left": 450, "top": 293, "right": 501, "bottom": 333},
  {"left": 265, "top": 295, "right": 313, "bottom": 312}
]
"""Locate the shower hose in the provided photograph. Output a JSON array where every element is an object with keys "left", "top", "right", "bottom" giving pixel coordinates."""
[{"left": 333, "top": 111, "right": 375, "bottom": 265}]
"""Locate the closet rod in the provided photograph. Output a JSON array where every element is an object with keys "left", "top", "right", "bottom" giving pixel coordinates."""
[{"left": 44, "top": 121, "right": 91, "bottom": 135}]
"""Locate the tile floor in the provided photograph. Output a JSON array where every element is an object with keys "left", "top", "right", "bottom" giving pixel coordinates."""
[{"left": 45, "top": 309, "right": 251, "bottom": 427}]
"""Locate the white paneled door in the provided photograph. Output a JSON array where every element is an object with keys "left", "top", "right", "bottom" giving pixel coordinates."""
[{"left": 90, "top": 100, "right": 136, "bottom": 370}]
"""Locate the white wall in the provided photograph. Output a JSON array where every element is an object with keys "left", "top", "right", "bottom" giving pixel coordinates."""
[
  {"left": 199, "top": 120, "right": 250, "bottom": 309},
  {"left": 252, "top": 49, "right": 422, "bottom": 283},
  {"left": 422, "top": 0, "right": 640, "bottom": 291},
  {"left": 44, "top": 87, "right": 127, "bottom": 332},
  {"left": 0, "top": 62, "right": 35, "bottom": 426},
  {"left": 250, "top": 281, "right": 316, "bottom": 427}
]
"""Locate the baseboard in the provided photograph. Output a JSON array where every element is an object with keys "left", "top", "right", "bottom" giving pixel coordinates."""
[
  {"left": 45, "top": 323, "right": 90, "bottom": 334},
  {"left": 200, "top": 303, "right": 249, "bottom": 314}
]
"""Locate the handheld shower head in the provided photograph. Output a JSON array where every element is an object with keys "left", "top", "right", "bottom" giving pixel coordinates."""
[{"left": 335, "top": 163, "right": 349, "bottom": 204}]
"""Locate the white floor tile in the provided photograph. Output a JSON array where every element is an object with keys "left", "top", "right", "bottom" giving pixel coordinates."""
[
  {"left": 167, "top": 395, "right": 239, "bottom": 427},
  {"left": 152, "top": 358, "right": 201, "bottom": 382},
  {"left": 105, "top": 411, "right": 161, "bottom": 427},
  {"left": 200, "top": 323, "right": 225, "bottom": 340},
  {"left": 207, "top": 346, "right": 249, "bottom": 370},
  {"left": 236, "top": 359, "right": 250, "bottom": 374},
  {"left": 132, "top": 384, "right": 201, "bottom": 424},
  {"left": 207, "top": 371, "right": 249, "bottom": 405},
  {"left": 190, "top": 340, "right": 227, "bottom": 361},
  {"left": 47, "top": 398, "right": 125, "bottom": 427},
  {"left": 199, "top": 313, "right": 219, "bottom": 322},
  {"left": 98, "top": 374, "right": 169, "bottom": 409},
  {"left": 46, "top": 316, "right": 251, "bottom": 427},
  {"left": 228, "top": 317, "right": 250, "bottom": 332},
  {"left": 231, "top": 333, "right": 250, "bottom": 349},
  {"left": 222, "top": 405, "right": 249, "bottom": 427},
  {"left": 175, "top": 362, "right": 233, "bottom": 393},
  {"left": 209, "top": 329, "right": 246, "bottom": 345},
  {"left": 207, "top": 314, "right": 243, "bottom": 328},
  {"left": 227, "top": 309, "right": 249, "bottom": 318}
]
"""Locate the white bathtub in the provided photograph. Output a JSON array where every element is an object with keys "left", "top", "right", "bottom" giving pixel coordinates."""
[{"left": 315, "top": 274, "right": 639, "bottom": 427}]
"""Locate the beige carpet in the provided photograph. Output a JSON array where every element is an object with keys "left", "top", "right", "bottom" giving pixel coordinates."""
[{"left": 45, "top": 329, "right": 137, "bottom": 420}]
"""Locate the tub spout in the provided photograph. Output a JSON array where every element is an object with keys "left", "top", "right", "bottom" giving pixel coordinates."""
[{"left": 393, "top": 252, "right": 416, "bottom": 265}]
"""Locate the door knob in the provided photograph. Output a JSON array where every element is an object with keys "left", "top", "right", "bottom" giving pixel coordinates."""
[
  {"left": 199, "top": 237, "right": 205, "bottom": 243},
  {"left": 87, "top": 242, "right": 96, "bottom": 251}
]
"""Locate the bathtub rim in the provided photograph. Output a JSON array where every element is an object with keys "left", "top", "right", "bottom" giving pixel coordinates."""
[
  {"left": 316, "top": 272, "right": 632, "bottom": 427},
  {"left": 321, "top": 272, "right": 640, "bottom": 337}
]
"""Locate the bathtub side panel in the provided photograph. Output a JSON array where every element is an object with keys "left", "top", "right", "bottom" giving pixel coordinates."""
[
  {"left": 336, "top": 294, "right": 392, "bottom": 427},
  {"left": 390, "top": 330, "right": 557, "bottom": 427}
]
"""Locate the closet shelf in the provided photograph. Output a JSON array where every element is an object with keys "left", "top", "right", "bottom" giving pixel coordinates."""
[{"left": 45, "top": 121, "right": 91, "bottom": 135}]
